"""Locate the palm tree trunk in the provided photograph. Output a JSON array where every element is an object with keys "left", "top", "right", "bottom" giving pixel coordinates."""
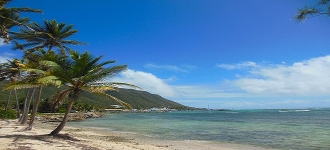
[
  {"left": 14, "top": 89, "right": 20, "bottom": 118},
  {"left": 5, "top": 90, "right": 12, "bottom": 112},
  {"left": 27, "top": 86, "right": 42, "bottom": 130},
  {"left": 21, "top": 88, "right": 36, "bottom": 124},
  {"left": 50, "top": 97, "right": 75, "bottom": 135},
  {"left": 19, "top": 89, "right": 30, "bottom": 122}
]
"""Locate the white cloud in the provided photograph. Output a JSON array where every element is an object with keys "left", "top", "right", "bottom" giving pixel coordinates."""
[
  {"left": 144, "top": 63, "right": 196, "bottom": 72},
  {"left": 106, "top": 56, "right": 330, "bottom": 109},
  {"left": 109, "top": 69, "right": 178, "bottom": 97},
  {"left": 228, "top": 55, "right": 330, "bottom": 96},
  {"left": 217, "top": 61, "right": 257, "bottom": 70}
]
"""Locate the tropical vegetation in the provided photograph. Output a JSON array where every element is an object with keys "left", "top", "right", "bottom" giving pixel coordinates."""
[
  {"left": 0, "top": 0, "right": 138, "bottom": 135},
  {"left": 0, "top": 0, "right": 41, "bottom": 43}
]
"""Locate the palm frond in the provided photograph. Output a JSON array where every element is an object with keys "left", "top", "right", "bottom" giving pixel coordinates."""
[
  {"left": 89, "top": 82, "right": 141, "bottom": 90},
  {"left": 82, "top": 85, "right": 118, "bottom": 93},
  {"left": 38, "top": 75, "right": 61, "bottom": 87},
  {"left": 92, "top": 91, "right": 132, "bottom": 109},
  {"left": 21, "top": 68, "right": 46, "bottom": 74},
  {"left": 39, "top": 60, "right": 60, "bottom": 68},
  {"left": 3, "top": 83, "right": 38, "bottom": 90}
]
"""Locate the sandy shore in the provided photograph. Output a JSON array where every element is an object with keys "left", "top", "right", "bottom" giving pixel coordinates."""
[{"left": 0, "top": 119, "right": 274, "bottom": 150}]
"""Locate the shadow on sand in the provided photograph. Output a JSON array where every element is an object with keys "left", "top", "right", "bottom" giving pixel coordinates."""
[{"left": 0, "top": 133, "right": 101, "bottom": 150}]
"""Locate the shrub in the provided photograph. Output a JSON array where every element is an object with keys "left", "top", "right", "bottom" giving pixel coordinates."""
[{"left": 0, "top": 109, "right": 17, "bottom": 119}]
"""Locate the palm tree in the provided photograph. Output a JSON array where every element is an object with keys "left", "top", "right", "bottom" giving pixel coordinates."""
[
  {"left": 1, "top": 58, "right": 36, "bottom": 124},
  {"left": 25, "top": 50, "right": 65, "bottom": 129},
  {"left": 11, "top": 19, "right": 84, "bottom": 54},
  {"left": 0, "top": 0, "right": 42, "bottom": 43},
  {"left": 42, "top": 50, "right": 137, "bottom": 135},
  {"left": 0, "top": 59, "right": 24, "bottom": 118},
  {"left": 3, "top": 50, "right": 64, "bottom": 128}
]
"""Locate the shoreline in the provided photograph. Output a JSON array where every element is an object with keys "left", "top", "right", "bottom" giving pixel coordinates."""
[{"left": 0, "top": 119, "right": 275, "bottom": 150}]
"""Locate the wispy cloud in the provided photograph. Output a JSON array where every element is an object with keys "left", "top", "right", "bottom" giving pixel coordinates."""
[
  {"left": 216, "top": 61, "right": 258, "bottom": 70},
  {"left": 223, "top": 55, "right": 330, "bottom": 96},
  {"left": 173, "top": 84, "right": 250, "bottom": 99},
  {"left": 144, "top": 63, "right": 197, "bottom": 72}
]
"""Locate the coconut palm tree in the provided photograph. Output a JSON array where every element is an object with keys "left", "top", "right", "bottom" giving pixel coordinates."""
[
  {"left": 25, "top": 50, "right": 65, "bottom": 129},
  {"left": 3, "top": 49, "right": 64, "bottom": 128},
  {"left": 11, "top": 19, "right": 84, "bottom": 54},
  {"left": 43, "top": 50, "right": 137, "bottom": 135},
  {"left": 1, "top": 58, "right": 37, "bottom": 124},
  {"left": 0, "top": 0, "right": 42, "bottom": 43},
  {"left": 0, "top": 59, "right": 24, "bottom": 118}
]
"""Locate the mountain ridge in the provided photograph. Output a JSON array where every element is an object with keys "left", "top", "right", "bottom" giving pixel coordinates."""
[{"left": 0, "top": 81, "right": 190, "bottom": 110}]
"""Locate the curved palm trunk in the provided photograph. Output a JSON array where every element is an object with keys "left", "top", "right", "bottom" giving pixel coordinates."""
[
  {"left": 27, "top": 86, "right": 42, "bottom": 130},
  {"left": 20, "top": 88, "right": 36, "bottom": 124},
  {"left": 50, "top": 91, "right": 78, "bottom": 135},
  {"left": 5, "top": 90, "right": 12, "bottom": 112},
  {"left": 14, "top": 89, "right": 20, "bottom": 118},
  {"left": 19, "top": 89, "right": 30, "bottom": 122},
  {"left": 49, "top": 99, "right": 75, "bottom": 135}
]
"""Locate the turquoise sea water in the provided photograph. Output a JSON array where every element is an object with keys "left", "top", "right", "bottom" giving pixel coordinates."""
[{"left": 68, "top": 109, "right": 330, "bottom": 150}]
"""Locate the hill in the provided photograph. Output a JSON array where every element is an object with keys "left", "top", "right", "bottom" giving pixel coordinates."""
[{"left": 0, "top": 81, "right": 189, "bottom": 110}]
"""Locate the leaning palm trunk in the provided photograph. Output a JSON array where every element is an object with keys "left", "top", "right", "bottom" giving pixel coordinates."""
[
  {"left": 20, "top": 88, "right": 36, "bottom": 124},
  {"left": 19, "top": 89, "right": 30, "bottom": 122},
  {"left": 14, "top": 89, "right": 20, "bottom": 118},
  {"left": 27, "top": 86, "right": 42, "bottom": 130},
  {"left": 50, "top": 91, "right": 78, "bottom": 135},
  {"left": 5, "top": 90, "right": 12, "bottom": 112}
]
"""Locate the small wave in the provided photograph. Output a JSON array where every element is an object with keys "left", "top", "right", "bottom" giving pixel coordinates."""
[
  {"left": 295, "top": 110, "right": 310, "bottom": 112},
  {"left": 278, "top": 110, "right": 289, "bottom": 113},
  {"left": 225, "top": 112, "right": 239, "bottom": 114}
]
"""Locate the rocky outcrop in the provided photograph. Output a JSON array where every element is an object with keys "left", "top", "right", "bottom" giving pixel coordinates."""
[{"left": 38, "top": 112, "right": 104, "bottom": 122}]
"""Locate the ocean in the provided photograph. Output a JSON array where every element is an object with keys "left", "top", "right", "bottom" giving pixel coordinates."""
[{"left": 68, "top": 108, "right": 330, "bottom": 150}]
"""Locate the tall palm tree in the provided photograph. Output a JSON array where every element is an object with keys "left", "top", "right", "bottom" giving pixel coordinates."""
[
  {"left": 3, "top": 50, "right": 64, "bottom": 127},
  {"left": 11, "top": 19, "right": 84, "bottom": 54},
  {"left": 0, "top": 0, "right": 42, "bottom": 43},
  {"left": 42, "top": 50, "right": 137, "bottom": 135}
]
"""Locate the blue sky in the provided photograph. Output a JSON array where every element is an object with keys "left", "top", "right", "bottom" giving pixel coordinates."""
[{"left": 1, "top": 0, "right": 330, "bottom": 109}]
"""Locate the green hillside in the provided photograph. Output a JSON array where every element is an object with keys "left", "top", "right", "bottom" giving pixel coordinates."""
[{"left": 0, "top": 81, "right": 189, "bottom": 110}]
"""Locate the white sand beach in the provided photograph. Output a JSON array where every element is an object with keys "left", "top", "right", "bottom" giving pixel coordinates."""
[{"left": 0, "top": 119, "right": 273, "bottom": 150}]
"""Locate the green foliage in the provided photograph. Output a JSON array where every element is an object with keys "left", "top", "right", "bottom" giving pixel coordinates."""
[
  {"left": 38, "top": 98, "right": 52, "bottom": 113},
  {"left": 0, "top": 0, "right": 42, "bottom": 43},
  {"left": 11, "top": 20, "right": 84, "bottom": 54},
  {"left": 0, "top": 109, "right": 17, "bottom": 119},
  {"left": 58, "top": 104, "right": 67, "bottom": 113},
  {"left": 72, "top": 102, "right": 94, "bottom": 112}
]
